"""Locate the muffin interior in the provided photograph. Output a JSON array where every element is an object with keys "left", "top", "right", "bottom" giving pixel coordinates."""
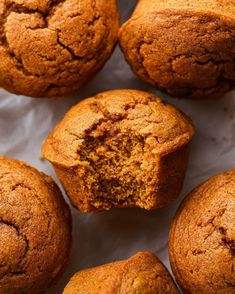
[{"left": 79, "top": 128, "right": 158, "bottom": 210}]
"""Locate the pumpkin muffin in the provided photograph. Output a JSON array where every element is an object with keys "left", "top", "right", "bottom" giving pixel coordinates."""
[
  {"left": 63, "top": 252, "right": 179, "bottom": 294},
  {"left": 119, "top": 0, "right": 235, "bottom": 99},
  {"left": 42, "top": 89, "right": 194, "bottom": 212},
  {"left": 169, "top": 170, "right": 235, "bottom": 294},
  {"left": 0, "top": 0, "right": 119, "bottom": 97},
  {"left": 0, "top": 157, "right": 71, "bottom": 294}
]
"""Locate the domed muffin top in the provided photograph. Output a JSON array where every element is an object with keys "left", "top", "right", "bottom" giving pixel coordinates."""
[
  {"left": 63, "top": 252, "right": 179, "bottom": 294},
  {"left": 42, "top": 89, "right": 194, "bottom": 167},
  {"left": 169, "top": 170, "right": 235, "bottom": 293},
  {"left": 0, "top": 0, "right": 119, "bottom": 97},
  {"left": 119, "top": 1, "right": 235, "bottom": 99},
  {"left": 0, "top": 157, "right": 71, "bottom": 294}
]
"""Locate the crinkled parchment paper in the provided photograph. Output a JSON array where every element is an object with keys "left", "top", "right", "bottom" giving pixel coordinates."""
[{"left": 0, "top": 1, "right": 235, "bottom": 292}]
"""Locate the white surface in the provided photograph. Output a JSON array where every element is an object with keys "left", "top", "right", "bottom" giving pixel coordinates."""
[{"left": 0, "top": 0, "right": 235, "bottom": 293}]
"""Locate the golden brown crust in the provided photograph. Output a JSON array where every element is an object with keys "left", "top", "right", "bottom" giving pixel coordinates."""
[
  {"left": 63, "top": 252, "right": 179, "bottom": 294},
  {"left": 0, "top": 157, "right": 72, "bottom": 294},
  {"left": 0, "top": 0, "right": 119, "bottom": 97},
  {"left": 119, "top": 0, "right": 235, "bottom": 99},
  {"left": 169, "top": 170, "right": 235, "bottom": 294},
  {"left": 42, "top": 89, "right": 194, "bottom": 212}
]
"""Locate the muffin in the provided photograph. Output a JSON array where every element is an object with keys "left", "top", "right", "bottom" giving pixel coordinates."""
[
  {"left": 63, "top": 252, "right": 179, "bottom": 294},
  {"left": 0, "top": 157, "right": 71, "bottom": 294},
  {"left": 169, "top": 170, "right": 235, "bottom": 293},
  {"left": 42, "top": 89, "right": 194, "bottom": 212},
  {"left": 119, "top": 0, "right": 235, "bottom": 99},
  {"left": 0, "top": 0, "right": 119, "bottom": 98}
]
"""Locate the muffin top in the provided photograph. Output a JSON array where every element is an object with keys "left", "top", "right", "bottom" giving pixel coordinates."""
[
  {"left": 63, "top": 252, "right": 179, "bottom": 294},
  {"left": 0, "top": 0, "right": 119, "bottom": 97},
  {"left": 42, "top": 89, "right": 194, "bottom": 167},
  {"left": 119, "top": 1, "right": 235, "bottom": 99},
  {"left": 169, "top": 170, "right": 235, "bottom": 293},
  {"left": 0, "top": 157, "right": 71, "bottom": 294}
]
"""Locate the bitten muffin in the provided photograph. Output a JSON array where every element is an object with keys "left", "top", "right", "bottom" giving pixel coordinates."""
[
  {"left": 63, "top": 252, "right": 179, "bottom": 294},
  {"left": 0, "top": 157, "right": 71, "bottom": 294},
  {"left": 169, "top": 170, "right": 235, "bottom": 294},
  {"left": 0, "top": 0, "right": 119, "bottom": 98},
  {"left": 42, "top": 89, "right": 194, "bottom": 212},
  {"left": 119, "top": 0, "right": 235, "bottom": 99}
]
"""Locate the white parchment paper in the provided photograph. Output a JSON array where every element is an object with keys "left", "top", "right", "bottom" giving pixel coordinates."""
[{"left": 0, "top": 1, "right": 235, "bottom": 292}]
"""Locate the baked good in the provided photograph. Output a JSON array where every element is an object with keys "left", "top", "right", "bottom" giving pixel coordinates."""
[
  {"left": 42, "top": 89, "right": 194, "bottom": 212},
  {"left": 0, "top": 157, "right": 71, "bottom": 294},
  {"left": 0, "top": 0, "right": 119, "bottom": 97},
  {"left": 119, "top": 0, "right": 235, "bottom": 99},
  {"left": 63, "top": 252, "right": 179, "bottom": 294},
  {"left": 169, "top": 170, "right": 235, "bottom": 293}
]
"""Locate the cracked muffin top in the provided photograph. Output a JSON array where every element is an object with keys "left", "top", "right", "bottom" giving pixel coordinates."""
[
  {"left": 119, "top": 0, "right": 235, "bottom": 99},
  {"left": 0, "top": 157, "right": 71, "bottom": 294},
  {"left": 0, "top": 0, "right": 119, "bottom": 97},
  {"left": 63, "top": 252, "right": 179, "bottom": 294},
  {"left": 169, "top": 170, "right": 235, "bottom": 294},
  {"left": 42, "top": 89, "right": 194, "bottom": 167}
]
